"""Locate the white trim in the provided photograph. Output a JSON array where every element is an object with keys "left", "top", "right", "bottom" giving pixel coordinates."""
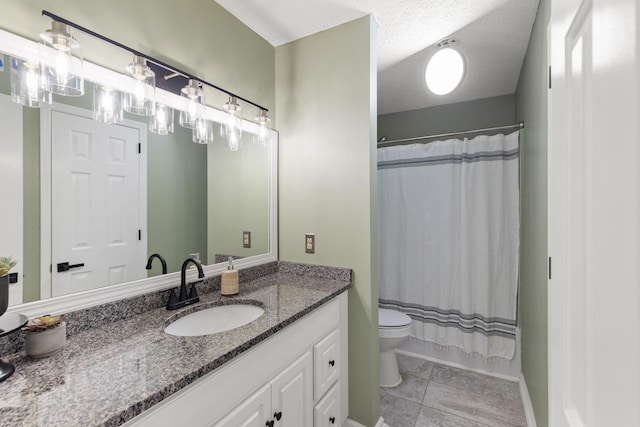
[
  {"left": 343, "top": 417, "right": 386, "bottom": 427},
  {"left": 519, "top": 374, "right": 538, "bottom": 427}
]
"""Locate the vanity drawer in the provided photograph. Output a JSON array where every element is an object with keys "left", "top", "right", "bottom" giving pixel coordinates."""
[
  {"left": 313, "top": 381, "right": 341, "bottom": 427},
  {"left": 313, "top": 328, "right": 340, "bottom": 401}
]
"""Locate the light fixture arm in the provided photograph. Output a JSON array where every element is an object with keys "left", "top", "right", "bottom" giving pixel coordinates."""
[{"left": 41, "top": 9, "right": 269, "bottom": 113}]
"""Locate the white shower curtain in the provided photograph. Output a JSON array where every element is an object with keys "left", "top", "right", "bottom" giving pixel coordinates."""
[{"left": 378, "top": 131, "right": 520, "bottom": 360}]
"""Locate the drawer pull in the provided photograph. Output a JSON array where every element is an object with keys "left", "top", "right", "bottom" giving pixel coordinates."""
[
  {"left": 274, "top": 411, "right": 282, "bottom": 421},
  {"left": 329, "top": 359, "right": 335, "bottom": 367},
  {"left": 330, "top": 416, "right": 336, "bottom": 424},
  {"left": 266, "top": 420, "right": 274, "bottom": 427}
]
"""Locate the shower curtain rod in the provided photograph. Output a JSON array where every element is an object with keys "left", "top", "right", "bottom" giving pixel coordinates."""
[{"left": 377, "top": 121, "right": 524, "bottom": 147}]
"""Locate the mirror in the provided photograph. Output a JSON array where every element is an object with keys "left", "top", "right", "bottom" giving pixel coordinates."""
[{"left": 0, "top": 29, "right": 277, "bottom": 310}]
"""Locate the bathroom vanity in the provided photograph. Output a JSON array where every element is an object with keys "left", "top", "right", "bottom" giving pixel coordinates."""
[{"left": 0, "top": 263, "right": 350, "bottom": 427}]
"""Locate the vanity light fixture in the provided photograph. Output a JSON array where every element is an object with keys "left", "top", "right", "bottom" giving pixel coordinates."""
[
  {"left": 39, "top": 21, "right": 84, "bottom": 96},
  {"left": 192, "top": 117, "right": 214, "bottom": 144},
  {"left": 123, "top": 55, "right": 155, "bottom": 116},
  {"left": 222, "top": 96, "right": 242, "bottom": 151},
  {"left": 9, "top": 58, "right": 51, "bottom": 108},
  {"left": 254, "top": 109, "right": 271, "bottom": 146},
  {"left": 93, "top": 85, "right": 123, "bottom": 124},
  {"left": 425, "top": 38, "right": 465, "bottom": 96},
  {"left": 179, "top": 79, "right": 205, "bottom": 129},
  {"left": 35, "top": 10, "right": 270, "bottom": 141},
  {"left": 149, "top": 103, "right": 174, "bottom": 135}
]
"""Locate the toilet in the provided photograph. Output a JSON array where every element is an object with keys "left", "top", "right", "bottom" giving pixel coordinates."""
[{"left": 378, "top": 308, "right": 413, "bottom": 387}]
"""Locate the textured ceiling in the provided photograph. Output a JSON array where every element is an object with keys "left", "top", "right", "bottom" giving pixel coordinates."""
[{"left": 215, "top": 0, "right": 539, "bottom": 115}]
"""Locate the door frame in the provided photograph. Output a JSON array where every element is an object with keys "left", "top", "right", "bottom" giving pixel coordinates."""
[{"left": 40, "top": 102, "right": 147, "bottom": 299}]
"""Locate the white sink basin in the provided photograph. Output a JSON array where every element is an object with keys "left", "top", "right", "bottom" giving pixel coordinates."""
[{"left": 164, "top": 304, "right": 265, "bottom": 337}]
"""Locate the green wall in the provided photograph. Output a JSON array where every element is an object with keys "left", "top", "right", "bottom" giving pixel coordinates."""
[
  {"left": 207, "top": 130, "right": 270, "bottom": 262},
  {"left": 515, "top": 0, "right": 549, "bottom": 425},
  {"left": 378, "top": 94, "right": 516, "bottom": 141},
  {"left": 276, "top": 16, "right": 379, "bottom": 426}
]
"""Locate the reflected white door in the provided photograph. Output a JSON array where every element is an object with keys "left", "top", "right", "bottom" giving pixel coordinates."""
[
  {"left": 548, "top": 0, "right": 640, "bottom": 425},
  {"left": 50, "top": 109, "right": 143, "bottom": 297}
]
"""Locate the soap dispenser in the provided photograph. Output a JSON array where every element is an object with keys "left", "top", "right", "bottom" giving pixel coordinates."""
[{"left": 221, "top": 257, "right": 239, "bottom": 295}]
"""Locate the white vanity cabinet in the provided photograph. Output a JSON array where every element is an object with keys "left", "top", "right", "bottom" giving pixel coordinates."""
[
  {"left": 125, "top": 292, "right": 348, "bottom": 427},
  {"left": 215, "top": 351, "right": 313, "bottom": 427}
]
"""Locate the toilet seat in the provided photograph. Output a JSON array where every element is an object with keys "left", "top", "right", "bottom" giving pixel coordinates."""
[{"left": 379, "top": 308, "right": 411, "bottom": 328}]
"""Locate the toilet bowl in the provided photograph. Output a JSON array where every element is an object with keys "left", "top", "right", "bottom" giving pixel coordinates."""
[{"left": 379, "top": 308, "right": 413, "bottom": 387}]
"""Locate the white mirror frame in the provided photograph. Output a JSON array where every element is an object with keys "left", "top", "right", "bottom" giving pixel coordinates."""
[{"left": 1, "top": 28, "right": 278, "bottom": 318}]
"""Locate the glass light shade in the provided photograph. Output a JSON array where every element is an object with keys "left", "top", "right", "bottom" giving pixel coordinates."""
[
  {"left": 124, "top": 56, "right": 155, "bottom": 116},
  {"left": 222, "top": 96, "right": 242, "bottom": 151},
  {"left": 253, "top": 110, "right": 271, "bottom": 146},
  {"left": 192, "top": 117, "right": 214, "bottom": 144},
  {"left": 93, "top": 85, "right": 123, "bottom": 124},
  {"left": 40, "top": 21, "right": 84, "bottom": 96},
  {"left": 149, "top": 103, "right": 174, "bottom": 135},
  {"left": 10, "top": 57, "right": 51, "bottom": 107},
  {"left": 179, "top": 80, "right": 205, "bottom": 129},
  {"left": 425, "top": 48, "right": 465, "bottom": 96}
]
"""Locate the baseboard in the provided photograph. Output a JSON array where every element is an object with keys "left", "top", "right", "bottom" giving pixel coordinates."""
[
  {"left": 518, "top": 374, "right": 538, "bottom": 427},
  {"left": 396, "top": 348, "right": 520, "bottom": 382},
  {"left": 343, "top": 416, "right": 386, "bottom": 427}
]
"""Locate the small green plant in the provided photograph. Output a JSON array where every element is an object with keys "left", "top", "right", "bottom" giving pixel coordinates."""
[{"left": 0, "top": 256, "right": 17, "bottom": 276}]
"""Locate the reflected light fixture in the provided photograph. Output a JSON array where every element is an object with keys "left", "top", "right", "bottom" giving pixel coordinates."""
[
  {"left": 124, "top": 55, "right": 155, "bottom": 116},
  {"left": 222, "top": 96, "right": 242, "bottom": 151},
  {"left": 93, "top": 85, "right": 123, "bottom": 124},
  {"left": 179, "top": 79, "right": 205, "bottom": 129},
  {"left": 425, "top": 38, "right": 465, "bottom": 96},
  {"left": 192, "top": 117, "right": 214, "bottom": 144},
  {"left": 149, "top": 103, "right": 174, "bottom": 135},
  {"left": 254, "top": 109, "right": 271, "bottom": 146},
  {"left": 39, "top": 21, "right": 84, "bottom": 96},
  {"left": 10, "top": 57, "right": 51, "bottom": 107}
]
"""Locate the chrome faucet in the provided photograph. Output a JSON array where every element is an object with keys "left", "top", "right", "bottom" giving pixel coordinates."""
[
  {"left": 145, "top": 253, "right": 167, "bottom": 275},
  {"left": 166, "top": 257, "right": 204, "bottom": 310}
]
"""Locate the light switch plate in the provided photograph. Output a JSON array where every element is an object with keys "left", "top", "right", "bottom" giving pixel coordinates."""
[
  {"left": 243, "top": 231, "right": 251, "bottom": 248},
  {"left": 305, "top": 233, "right": 315, "bottom": 254}
]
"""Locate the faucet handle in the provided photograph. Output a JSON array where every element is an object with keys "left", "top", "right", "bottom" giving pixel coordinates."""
[
  {"left": 189, "top": 283, "right": 198, "bottom": 300},
  {"left": 167, "top": 289, "right": 178, "bottom": 308}
]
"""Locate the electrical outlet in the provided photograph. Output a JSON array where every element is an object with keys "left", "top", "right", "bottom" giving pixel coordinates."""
[
  {"left": 305, "top": 233, "right": 315, "bottom": 254},
  {"left": 243, "top": 231, "right": 251, "bottom": 248}
]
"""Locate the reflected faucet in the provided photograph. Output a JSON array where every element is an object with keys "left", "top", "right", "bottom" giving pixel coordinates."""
[
  {"left": 145, "top": 253, "right": 167, "bottom": 275},
  {"left": 166, "top": 257, "right": 204, "bottom": 311}
]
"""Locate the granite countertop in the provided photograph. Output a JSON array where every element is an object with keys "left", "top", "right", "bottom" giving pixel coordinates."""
[{"left": 0, "top": 266, "right": 351, "bottom": 427}]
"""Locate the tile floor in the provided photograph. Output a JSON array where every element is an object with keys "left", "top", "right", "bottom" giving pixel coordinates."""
[{"left": 380, "top": 353, "right": 527, "bottom": 427}]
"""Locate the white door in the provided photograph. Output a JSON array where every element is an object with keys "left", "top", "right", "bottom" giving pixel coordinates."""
[
  {"left": 270, "top": 351, "right": 313, "bottom": 427},
  {"left": 548, "top": 0, "right": 640, "bottom": 425},
  {"left": 213, "top": 384, "right": 271, "bottom": 427},
  {"left": 50, "top": 108, "right": 144, "bottom": 297}
]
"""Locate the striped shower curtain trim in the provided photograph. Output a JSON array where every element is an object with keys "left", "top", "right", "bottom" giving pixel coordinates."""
[{"left": 379, "top": 299, "right": 517, "bottom": 339}]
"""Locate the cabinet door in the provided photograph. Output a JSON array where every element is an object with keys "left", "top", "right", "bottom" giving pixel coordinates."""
[
  {"left": 213, "top": 384, "right": 271, "bottom": 427},
  {"left": 270, "top": 351, "right": 313, "bottom": 427},
  {"left": 313, "top": 329, "right": 340, "bottom": 401},
  {"left": 314, "top": 382, "right": 341, "bottom": 427}
]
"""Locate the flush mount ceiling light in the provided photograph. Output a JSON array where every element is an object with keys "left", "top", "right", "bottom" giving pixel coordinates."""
[
  {"left": 124, "top": 55, "right": 155, "bottom": 116},
  {"left": 39, "top": 21, "right": 84, "bottom": 96},
  {"left": 425, "top": 38, "right": 465, "bottom": 96}
]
